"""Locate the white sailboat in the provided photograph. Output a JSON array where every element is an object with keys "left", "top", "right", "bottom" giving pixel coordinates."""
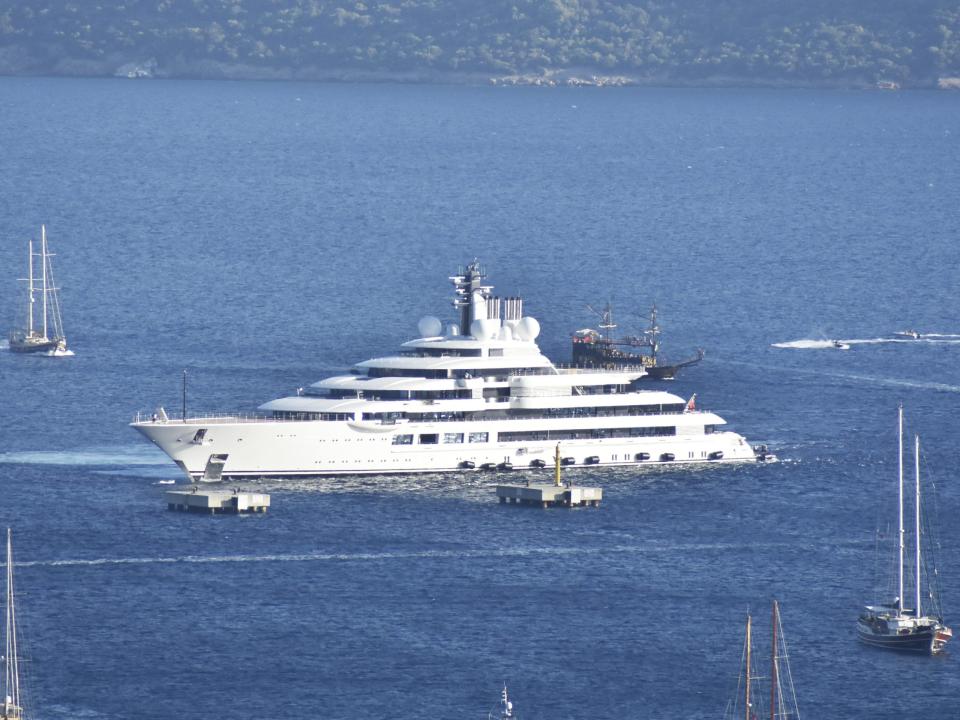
[
  {"left": 2, "top": 529, "right": 24, "bottom": 720},
  {"left": 857, "top": 406, "right": 952, "bottom": 653},
  {"left": 9, "top": 225, "right": 72, "bottom": 356}
]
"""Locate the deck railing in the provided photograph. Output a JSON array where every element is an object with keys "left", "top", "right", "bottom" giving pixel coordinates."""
[
  {"left": 133, "top": 406, "right": 703, "bottom": 427},
  {"left": 132, "top": 411, "right": 292, "bottom": 425}
]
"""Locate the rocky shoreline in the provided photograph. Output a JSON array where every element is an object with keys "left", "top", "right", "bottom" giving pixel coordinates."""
[{"left": 0, "top": 51, "right": 957, "bottom": 90}]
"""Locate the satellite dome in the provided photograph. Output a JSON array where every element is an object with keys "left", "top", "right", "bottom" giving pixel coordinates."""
[
  {"left": 470, "top": 318, "right": 500, "bottom": 341},
  {"left": 514, "top": 316, "right": 540, "bottom": 341},
  {"left": 418, "top": 315, "right": 442, "bottom": 338}
]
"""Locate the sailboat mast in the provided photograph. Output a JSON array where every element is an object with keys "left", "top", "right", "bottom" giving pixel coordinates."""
[
  {"left": 915, "top": 435, "right": 922, "bottom": 618},
  {"left": 41, "top": 225, "right": 49, "bottom": 339},
  {"left": 26, "top": 238, "right": 35, "bottom": 335},
  {"left": 898, "top": 405, "right": 904, "bottom": 614},
  {"left": 770, "top": 601, "right": 778, "bottom": 720},
  {"left": 745, "top": 614, "right": 751, "bottom": 720},
  {"left": 4, "top": 528, "right": 20, "bottom": 715}
]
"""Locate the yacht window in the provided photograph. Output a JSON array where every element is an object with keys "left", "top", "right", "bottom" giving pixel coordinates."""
[
  {"left": 499, "top": 426, "right": 676, "bottom": 442},
  {"left": 444, "top": 433, "right": 464, "bottom": 444},
  {"left": 705, "top": 425, "right": 716, "bottom": 434},
  {"left": 469, "top": 432, "right": 489, "bottom": 443},
  {"left": 391, "top": 434, "right": 413, "bottom": 445},
  {"left": 419, "top": 434, "right": 439, "bottom": 445},
  {"left": 489, "top": 348, "right": 504, "bottom": 357}
]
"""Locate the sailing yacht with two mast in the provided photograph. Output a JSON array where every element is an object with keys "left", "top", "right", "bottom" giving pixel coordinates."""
[
  {"left": 2, "top": 530, "right": 25, "bottom": 720},
  {"left": 8, "top": 225, "right": 71, "bottom": 356},
  {"left": 856, "top": 407, "right": 952, "bottom": 653},
  {"left": 724, "top": 600, "right": 800, "bottom": 720}
]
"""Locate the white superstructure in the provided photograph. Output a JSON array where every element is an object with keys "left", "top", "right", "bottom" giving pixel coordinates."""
[{"left": 132, "top": 261, "right": 757, "bottom": 481}]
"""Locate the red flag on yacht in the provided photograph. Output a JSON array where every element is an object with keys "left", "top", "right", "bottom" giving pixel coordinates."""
[{"left": 685, "top": 393, "right": 697, "bottom": 412}]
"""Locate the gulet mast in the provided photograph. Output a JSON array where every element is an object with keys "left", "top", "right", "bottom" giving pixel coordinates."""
[
  {"left": 4, "top": 528, "right": 22, "bottom": 720},
  {"left": 745, "top": 614, "right": 751, "bottom": 720},
  {"left": 914, "top": 434, "right": 921, "bottom": 619},
  {"left": 41, "top": 225, "right": 48, "bottom": 340},
  {"left": 770, "top": 601, "right": 778, "bottom": 720},
  {"left": 26, "top": 239, "right": 34, "bottom": 337},
  {"left": 898, "top": 405, "right": 904, "bottom": 614}
]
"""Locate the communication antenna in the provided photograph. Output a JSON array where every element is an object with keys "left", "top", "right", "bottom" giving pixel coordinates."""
[{"left": 586, "top": 302, "right": 616, "bottom": 340}]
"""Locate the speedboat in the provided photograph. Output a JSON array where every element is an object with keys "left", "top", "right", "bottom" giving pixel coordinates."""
[
  {"left": 894, "top": 330, "right": 921, "bottom": 340},
  {"left": 832, "top": 340, "right": 851, "bottom": 350},
  {"left": 754, "top": 444, "right": 778, "bottom": 463}
]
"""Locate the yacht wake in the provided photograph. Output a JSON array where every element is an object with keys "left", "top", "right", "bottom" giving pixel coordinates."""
[
  {"left": 820, "top": 372, "right": 960, "bottom": 393},
  {"left": 773, "top": 336, "right": 960, "bottom": 349},
  {"left": 718, "top": 358, "right": 960, "bottom": 394},
  {"left": 0, "top": 445, "right": 169, "bottom": 467},
  {"left": 772, "top": 339, "right": 846, "bottom": 349},
  {"left": 9, "top": 539, "right": 867, "bottom": 569}
]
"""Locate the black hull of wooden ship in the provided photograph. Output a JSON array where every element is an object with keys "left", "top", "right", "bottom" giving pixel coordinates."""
[
  {"left": 856, "top": 619, "right": 950, "bottom": 653},
  {"left": 571, "top": 341, "right": 703, "bottom": 379},
  {"left": 8, "top": 332, "right": 65, "bottom": 354}
]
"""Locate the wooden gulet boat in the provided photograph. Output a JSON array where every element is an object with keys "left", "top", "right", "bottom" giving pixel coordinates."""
[
  {"left": 8, "top": 225, "right": 71, "bottom": 356},
  {"left": 2, "top": 530, "right": 25, "bottom": 720},
  {"left": 856, "top": 406, "right": 952, "bottom": 653},
  {"left": 725, "top": 600, "right": 801, "bottom": 720}
]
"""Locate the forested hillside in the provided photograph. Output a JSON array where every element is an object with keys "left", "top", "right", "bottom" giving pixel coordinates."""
[{"left": 1, "top": 0, "right": 959, "bottom": 86}]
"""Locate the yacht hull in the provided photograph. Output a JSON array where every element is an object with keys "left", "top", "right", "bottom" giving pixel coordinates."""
[
  {"left": 132, "top": 418, "right": 756, "bottom": 481},
  {"left": 857, "top": 621, "right": 952, "bottom": 653},
  {"left": 9, "top": 336, "right": 63, "bottom": 354}
]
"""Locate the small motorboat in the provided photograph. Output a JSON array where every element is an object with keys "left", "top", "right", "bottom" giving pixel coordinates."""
[
  {"left": 529, "top": 458, "right": 547, "bottom": 468},
  {"left": 459, "top": 460, "right": 476, "bottom": 469},
  {"left": 659, "top": 452, "right": 675, "bottom": 462},
  {"left": 635, "top": 452, "right": 650, "bottom": 461},
  {"left": 584, "top": 455, "right": 600, "bottom": 465},
  {"left": 894, "top": 330, "right": 921, "bottom": 340},
  {"left": 754, "top": 444, "right": 779, "bottom": 463},
  {"left": 832, "top": 340, "right": 851, "bottom": 350}
]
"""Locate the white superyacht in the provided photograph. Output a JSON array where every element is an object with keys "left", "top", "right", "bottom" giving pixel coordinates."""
[{"left": 132, "top": 262, "right": 758, "bottom": 481}]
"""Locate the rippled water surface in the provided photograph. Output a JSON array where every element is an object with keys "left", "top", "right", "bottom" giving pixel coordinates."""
[{"left": 1, "top": 78, "right": 959, "bottom": 719}]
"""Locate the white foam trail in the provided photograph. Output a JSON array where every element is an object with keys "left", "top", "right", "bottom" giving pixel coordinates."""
[
  {"left": 847, "top": 337, "right": 960, "bottom": 346},
  {"left": 7, "top": 540, "right": 867, "bottom": 570},
  {"left": 822, "top": 372, "right": 960, "bottom": 394},
  {"left": 771, "top": 339, "right": 840, "bottom": 349},
  {"left": 0, "top": 445, "right": 169, "bottom": 466},
  {"left": 718, "top": 358, "right": 960, "bottom": 394},
  {"left": 0, "top": 339, "right": 9, "bottom": 349},
  {"left": 773, "top": 336, "right": 960, "bottom": 349}
]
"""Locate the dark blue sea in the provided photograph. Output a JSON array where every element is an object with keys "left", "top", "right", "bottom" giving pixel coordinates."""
[{"left": 1, "top": 78, "right": 959, "bottom": 719}]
